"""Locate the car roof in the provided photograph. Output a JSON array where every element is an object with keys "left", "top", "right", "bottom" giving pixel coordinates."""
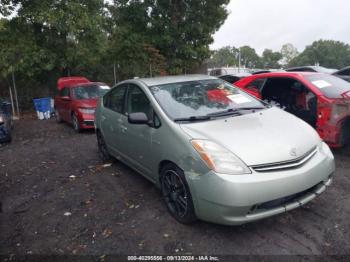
[
  {"left": 57, "top": 76, "right": 90, "bottom": 90},
  {"left": 73, "top": 82, "right": 107, "bottom": 87},
  {"left": 247, "top": 71, "right": 324, "bottom": 78},
  {"left": 286, "top": 66, "right": 337, "bottom": 74},
  {"left": 136, "top": 74, "right": 217, "bottom": 86}
]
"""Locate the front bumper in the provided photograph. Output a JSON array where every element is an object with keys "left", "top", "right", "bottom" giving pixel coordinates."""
[
  {"left": 186, "top": 144, "right": 335, "bottom": 225},
  {"left": 317, "top": 122, "right": 341, "bottom": 147},
  {"left": 76, "top": 112, "right": 95, "bottom": 129}
]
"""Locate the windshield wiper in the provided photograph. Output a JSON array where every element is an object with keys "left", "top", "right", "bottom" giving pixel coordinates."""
[
  {"left": 207, "top": 107, "right": 265, "bottom": 117},
  {"left": 174, "top": 115, "right": 212, "bottom": 122},
  {"left": 236, "top": 106, "right": 266, "bottom": 110}
]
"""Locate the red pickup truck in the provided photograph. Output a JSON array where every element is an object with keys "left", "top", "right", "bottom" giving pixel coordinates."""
[{"left": 54, "top": 77, "right": 110, "bottom": 132}]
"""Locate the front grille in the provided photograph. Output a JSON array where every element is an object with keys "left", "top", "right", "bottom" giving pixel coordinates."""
[
  {"left": 251, "top": 146, "right": 317, "bottom": 172},
  {"left": 253, "top": 181, "right": 322, "bottom": 211},
  {"left": 83, "top": 120, "right": 94, "bottom": 127}
]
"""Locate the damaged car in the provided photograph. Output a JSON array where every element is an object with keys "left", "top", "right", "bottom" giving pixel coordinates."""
[
  {"left": 54, "top": 77, "right": 110, "bottom": 132},
  {"left": 235, "top": 72, "right": 350, "bottom": 147},
  {"left": 95, "top": 75, "right": 335, "bottom": 225}
]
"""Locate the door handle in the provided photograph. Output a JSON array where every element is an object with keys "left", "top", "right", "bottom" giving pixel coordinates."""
[{"left": 101, "top": 115, "right": 106, "bottom": 121}]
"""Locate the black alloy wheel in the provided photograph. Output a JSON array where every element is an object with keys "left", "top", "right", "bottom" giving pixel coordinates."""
[{"left": 160, "top": 164, "right": 196, "bottom": 224}]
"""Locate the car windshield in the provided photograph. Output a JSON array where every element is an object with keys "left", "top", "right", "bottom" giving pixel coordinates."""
[
  {"left": 72, "top": 84, "right": 110, "bottom": 100},
  {"left": 149, "top": 79, "right": 265, "bottom": 120},
  {"left": 305, "top": 74, "right": 350, "bottom": 99}
]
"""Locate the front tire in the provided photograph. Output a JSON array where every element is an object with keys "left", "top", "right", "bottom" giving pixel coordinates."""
[
  {"left": 160, "top": 163, "right": 196, "bottom": 224},
  {"left": 72, "top": 113, "right": 81, "bottom": 133},
  {"left": 55, "top": 109, "right": 62, "bottom": 123}
]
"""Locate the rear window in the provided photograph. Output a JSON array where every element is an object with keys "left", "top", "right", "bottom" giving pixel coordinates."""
[{"left": 305, "top": 74, "right": 350, "bottom": 98}]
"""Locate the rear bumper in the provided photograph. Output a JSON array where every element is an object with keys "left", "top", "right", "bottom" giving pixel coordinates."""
[{"left": 186, "top": 142, "right": 335, "bottom": 225}]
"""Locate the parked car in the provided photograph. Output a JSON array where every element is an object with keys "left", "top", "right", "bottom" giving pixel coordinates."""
[
  {"left": 218, "top": 72, "right": 251, "bottom": 84},
  {"left": 235, "top": 72, "right": 350, "bottom": 147},
  {"left": 0, "top": 100, "right": 13, "bottom": 143},
  {"left": 286, "top": 66, "right": 337, "bottom": 74},
  {"left": 332, "top": 66, "right": 350, "bottom": 83},
  {"left": 54, "top": 77, "right": 110, "bottom": 132},
  {"left": 95, "top": 75, "right": 335, "bottom": 225},
  {"left": 209, "top": 67, "right": 251, "bottom": 76}
]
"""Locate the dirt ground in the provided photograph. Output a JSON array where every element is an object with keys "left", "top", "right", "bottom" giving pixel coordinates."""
[{"left": 1, "top": 115, "right": 350, "bottom": 257}]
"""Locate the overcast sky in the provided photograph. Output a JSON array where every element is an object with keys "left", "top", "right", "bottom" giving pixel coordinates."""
[{"left": 211, "top": 0, "right": 350, "bottom": 54}]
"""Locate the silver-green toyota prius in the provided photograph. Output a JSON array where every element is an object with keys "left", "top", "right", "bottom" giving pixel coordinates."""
[{"left": 95, "top": 75, "right": 335, "bottom": 225}]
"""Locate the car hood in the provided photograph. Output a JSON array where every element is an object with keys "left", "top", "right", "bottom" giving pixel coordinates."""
[{"left": 180, "top": 107, "right": 320, "bottom": 166}]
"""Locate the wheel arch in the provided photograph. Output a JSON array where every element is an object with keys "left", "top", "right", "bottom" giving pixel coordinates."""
[{"left": 158, "top": 160, "right": 178, "bottom": 178}]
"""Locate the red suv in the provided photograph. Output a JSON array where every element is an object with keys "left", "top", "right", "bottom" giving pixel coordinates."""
[
  {"left": 54, "top": 77, "right": 110, "bottom": 132},
  {"left": 234, "top": 72, "right": 350, "bottom": 147}
]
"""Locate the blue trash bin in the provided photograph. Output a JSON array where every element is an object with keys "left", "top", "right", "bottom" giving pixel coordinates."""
[{"left": 33, "top": 97, "right": 52, "bottom": 120}]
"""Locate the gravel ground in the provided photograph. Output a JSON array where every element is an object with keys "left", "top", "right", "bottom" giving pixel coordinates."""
[{"left": 0, "top": 115, "right": 349, "bottom": 258}]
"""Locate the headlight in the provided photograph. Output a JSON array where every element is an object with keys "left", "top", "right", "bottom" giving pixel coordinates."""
[
  {"left": 319, "top": 141, "right": 333, "bottom": 158},
  {"left": 78, "top": 108, "right": 95, "bottom": 114},
  {"left": 0, "top": 115, "right": 3, "bottom": 123},
  {"left": 191, "top": 139, "right": 251, "bottom": 175}
]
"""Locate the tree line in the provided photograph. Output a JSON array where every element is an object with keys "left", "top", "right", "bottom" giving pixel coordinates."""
[
  {"left": 209, "top": 40, "right": 350, "bottom": 70},
  {"left": 0, "top": 0, "right": 229, "bottom": 108}
]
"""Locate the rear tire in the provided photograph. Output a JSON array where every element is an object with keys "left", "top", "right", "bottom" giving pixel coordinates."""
[
  {"left": 72, "top": 113, "right": 81, "bottom": 133},
  {"left": 97, "top": 131, "right": 112, "bottom": 162},
  {"left": 55, "top": 109, "right": 62, "bottom": 123},
  {"left": 160, "top": 163, "right": 196, "bottom": 224}
]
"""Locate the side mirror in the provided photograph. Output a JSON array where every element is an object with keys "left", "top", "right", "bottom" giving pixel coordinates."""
[
  {"left": 128, "top": 112, "right": 149, "bottom": 125},
  {"left": 61, "top": 96, "right": 71, "bottom": 101}
]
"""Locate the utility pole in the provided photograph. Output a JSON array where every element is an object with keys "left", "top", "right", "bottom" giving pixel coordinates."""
[
  {"left": 12, "top": 70, "right": 20, "bottom": 119},
  {"left": 238, "top": 48, "right": 241, "bottom": 73},
  {"left": 113, "top": 63, "right": 117, "bottom": 85},
  {"left": 8, "top": 85, "right": 15, "bottom": 117}
]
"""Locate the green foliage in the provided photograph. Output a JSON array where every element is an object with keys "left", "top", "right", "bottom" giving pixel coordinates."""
[
  {"left": 107, "top": 0, "right": 230, "bottom": 75},
  {"left": 288, "top": 40, "right": 350, "bottom": 68},
  {"left": 261, "top": 49, "right": 282, "bottom": 69},
  {"left": 280, "top": 43, "right": 299, "bottom": 66},
  {"left": 146, "top": 0, "right": 230, "bottom": 74},
  {"left": 0, "top": 0, "right": 230, "bottom": 107},
  {"left": 208, "top": 46, "right": 239, "bottom": 68}
]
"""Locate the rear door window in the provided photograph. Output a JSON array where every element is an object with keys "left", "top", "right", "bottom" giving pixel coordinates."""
[{"left": 104, "top": 84, "right": 127, "bottom": 114}]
